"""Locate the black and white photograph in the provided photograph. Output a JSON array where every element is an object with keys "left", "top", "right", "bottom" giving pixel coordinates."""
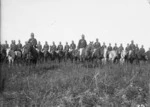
[{"left": 0, "top": 0, "right": 150, "bottom": 106}]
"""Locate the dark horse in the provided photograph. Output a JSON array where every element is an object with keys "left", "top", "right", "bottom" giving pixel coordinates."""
[
  {"left": 0, "top": 65, "right": 6, "bottom": 93},
  {"left": 56, "top": 50, "right": 65, "bottom": 63},
  {"left": 26, "top": 45, "right": 38, "bottom": 66},
  {"left": 0, "top": 48, "right": 7, "bottom": 64}
]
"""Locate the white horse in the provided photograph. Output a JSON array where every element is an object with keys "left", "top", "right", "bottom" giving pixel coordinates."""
[
  {"left": 102, "top": 47, "right": 108, "bottom": 64},
  {"left": 108, "top": 50, "right": 117, "bottom": 63},
  {"left": 6, "top": 48, "right": 16, "bottom": 67},
  {"left": 120, "top": 50, "right": 127, "bottom": 64}
]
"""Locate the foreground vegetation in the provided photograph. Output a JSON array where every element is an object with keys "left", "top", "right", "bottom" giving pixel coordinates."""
[{"left": 0, "top": 61, "right": 150, "bottom": 107}]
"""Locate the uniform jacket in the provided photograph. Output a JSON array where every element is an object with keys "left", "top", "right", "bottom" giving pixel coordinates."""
[
  {"left": 94, "top": 42, "right": 101, "bottom": 49},
  {"left": 70, "top": 43, "right": 76, "bottom": 50},
  {"left": 78, "top": 39, "right": 87, "bottom": 49},
  {"left": 28, "top": 38, "right": 37, "bottom": 47},
  {"left": 43, "top": 44, "right": 49, "bottom": 51},
  {"left": 64, "top": 45, "right": 70, "bottom": 51}
]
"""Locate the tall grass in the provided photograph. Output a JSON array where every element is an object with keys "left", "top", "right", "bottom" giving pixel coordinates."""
[{"left": 0, "top": 61, "right": 150, "bottom": 107}]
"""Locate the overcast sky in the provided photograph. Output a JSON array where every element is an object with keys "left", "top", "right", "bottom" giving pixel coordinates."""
[{"left": 1, "top": 0, "right": 150, "bottom": 50}]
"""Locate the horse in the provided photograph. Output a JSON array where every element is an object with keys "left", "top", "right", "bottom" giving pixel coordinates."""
[
  {"left": 14, "top": 50, "right": 22, "bottom": 65},
  {"left": 43, "top": 50, "right": 51, "bottom": 62},
  {"left": 26, "top": 45, "right": 38, "bottom": 66},
  {"left": 78, "top": 44, "right": 93, "bottom": 62},
  {"left": 50, "top": 50, "right": 57, "bottom": 61},
  {"left": 102, "top": 47, "right": 108, "bottom": 64},
  {"left": 145, "top": 50, "right": 150, "bottom": 63},
  {"left": 6, "top": 48, "right": 16, "bottom": 67},
  {"left": 0, "top": 48, "right": 7, "bottom": 64},
  {"left": 136, "top": 52, "right": 147, "bottom": 64},
  {"left": 56, "top": 50, "right": 65, "bottom": 63},
  {"left": 36, "top": 49, "right": 44, "bottom": 63},
  {"left": 91, "top": 48, "right": 104, "bottom": 65},
  {"left": 120, "top": 50, "right": 127, "bottom": 64},
  {"left": 71, "top": 49, "right": 80, "bottom": 63},
  {"left": 128, "top": 50, "right": 137, "bottom": 64},
  {"left": 108, "top": 50, "right": 118, "bottom": 63}
]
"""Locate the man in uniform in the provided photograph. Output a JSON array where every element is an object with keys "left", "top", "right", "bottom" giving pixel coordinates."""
[
  {"left": 94, "top": 38, "right": 101, "bottom": 49},
  {"left": 64, "top": 42, "right": 70, "bottom": 52},
  {"left": 57, "top": 42, "right": 63, "bottom": 51},
  {"left": 4, "top": 41, "right": 9, "bottom": 49},
  {"left": 101, "top": 42, "right": 107, "bottom": 50},
  {"left": 23, "top": 41, "right": 28, "bottom": 49},
  {"left": 113, "top": 43, "right": 118, "bottom": 51},
  {"left": 125, "top": 43, "right": 130, "bottom": 53},
  {"left": 77, "top": 34, "right": 87, "bottom": 49},
  {"left": 50, "top": 42, "right": 57, "bottom": 52},
  {"left": 118, "top": 43, "right": 124, "bottom": 54},
  {"left": 17, "top": 40, "right": 22, "bottom": 51},
  {"left": 10, "top": 40, "right": 17, "bottom": 51},
  {"left": 107, "top": 43, "right": 112, "bottom": 52},
  {"left": 28, "top": 33, "right": 37, "bottom": 48},
  {"left": 135, "top": 44, "right": 139, "bottom": 55},
  {"left": 37, "top": 41, "right": 42, "bottom": 52},
  {"left": 146, "top": 48, "right": 150, "bottom": 62},
  {"left": 43, "top": 41, "right": 49, "bottom": 52},
  {"left": 70, "top": 40, "right": 76, "bottom": 50},
  {"left": 129, "top": 40, "right": 136, "bottom": 51},
  {"left": 139, "top": 45, "right": 145, "bottom": 57}
]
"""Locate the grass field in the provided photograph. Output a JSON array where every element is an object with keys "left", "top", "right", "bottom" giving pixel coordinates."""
[{"left": 0, "top": 61, "right": 150, "bottom": 107}]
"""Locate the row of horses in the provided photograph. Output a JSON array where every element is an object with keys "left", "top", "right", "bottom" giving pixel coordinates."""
[{"left": 0, "top": 44, "right": 150, "bottom": 67}]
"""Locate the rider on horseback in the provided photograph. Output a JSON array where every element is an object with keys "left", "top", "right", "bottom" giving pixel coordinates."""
[
  {"left": 28, "top": 33, "right": 37, "bottom": 48},
  {"left": 17, "top": 40, "right": 22, "bottom": 52},
  {"left": 10, "top": 40, "right": 17, "bottom": 51},
  {"left": 70, "top": 40, "right": 76, "bottom": 51},
  {"left": 129, "top": 40, "right": 136, "bottom": 51},
  {"left": 94, "top": 38, "right": 101, "bottom": 49},
  {"left": 64, "top": 42, "right": 70, "bottom": 52},
  {"left": 37, "top": 41, "right": 42, "bottom": 52},
  {"left": 77, "top": 34, "right": 87, "bottom": 49},
  {"left": 108, "top": 43, "right": 112, "bottom": 52},
  {"left": 57, "top": 42, "right": 63, "bottom": 52},
  {"left": 4, "top": 41, "right": 9, "bottom": 50},
  {"left": 43, "top": 41, "right": 49, "bottom": 52},
  {"left": 50, "top": 41, "right": 57, "bottom": 53}
]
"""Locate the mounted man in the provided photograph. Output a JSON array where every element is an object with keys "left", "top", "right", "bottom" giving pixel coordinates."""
[
  {"left": 107, "top": 43, "right": 118, "bottom": 63},
  {"left": 69, "top": 40, "right": 76, "bottom": 62},
  {"left": 43, "top": 41, "right": 50, "bottom": 62},
  {"left": 128, "top": 40, "right": 136, "bottom": 63},
  {"left": 94, "top": 38, "right": 101, "bottom": 49},
  {"left": 70, "top": 40, "right": 76, "bottom": 51},
  {"left": 125, "top": 43, "right": 130, "bottom": 53},
  {"left": 10, "top": 40, "right": 17, "bottom": 51},
  {"left": 101, "top": 42, "right": 107, "bottom": 50},
  {"left": 92, "top": 38, "right": 102, "bottom": 61},
  {"left": 14, "top": 40, "right": 23, "bottom": 65},
  {"left": 6, "top": 40, "right": 17, "bottom": 66},
  {"left": 17, "top": 40, "right": 22, "bottom": 51},
  {"left": 77, "top": 34, "right": 87, "bottom": 61},
  {"left": 4, "top": 41, "right": 9, "bottom": 50},
  {"left": 113, "top": 43, "right": 118, "bottom": 51},
  {"left": 50, "top": 42, "right": 57, "bottom": 60},
  {"left": 64, "top": 42, "right": 70, "bottom": 61},
  {"left": 57, "top": 42, "right": 64, "bottom": 62},
  {"left": 145, "top": 48, "right": 150, "bottom": 62},
  {"left": 37, "top": 41, "right": 43, "bottom": 62},
  {"left": 108, "top": 43, "right": 112, "bottom": 52},
  {"left": 28, "top": 33, "right": 37, "bottom": 48},
  {"left": 137, "top": 45, "right": 146, "bottom": 62},
  {"left": 27, "top": 33, "right": 38, "bottom": 65}
]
